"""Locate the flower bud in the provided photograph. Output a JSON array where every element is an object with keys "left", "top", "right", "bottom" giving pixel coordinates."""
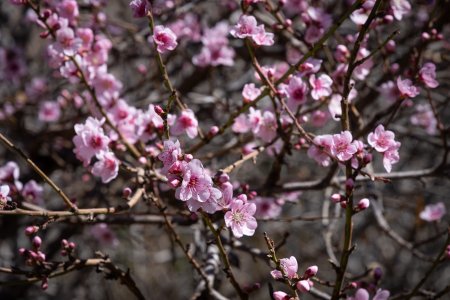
[
  {"left": 345, "top": 178, "right": 354, "bottom": 191},
  {"left": 138, "top": 156, "right": 147, "bottom": 165},
  {"left": 273, "top": 291, "right": 289, "bottom": 300},
  {"left": 32, "top": 236, "right": 42, "bottom": 249},
  {"left": 358, "top": 198, "right": 370, "bottom": 210},
  {"left": 154, "top": 105, "right": 164, "bottom": 115},
  {"left": 218, "top": 173, "right": 230, "bottom": 183},
  {"left": 331, "top": 193, "right": 342, "bottom": 203},
  {"left": 25, "top": 226, "right": 39, "bottom": 236},
  {"left": 208, "top": 126, "right": 219, "bottom": 137},
  {"left": 168, "top": 178, "right": 181, "bottom": 188},
  {"left": 304, "top": 265, "right": 318, "bottom": 278},
  {"left": 122, "top": 187, "right": 132, "bottom": 198},
  {"left": 340, "top": 201, "right": 347, "bottom": 209},
  {"left": 296, "top": 280, "right": 311, "bottom": 293},
  {"left": 421, "top": 32, "right": 431, "bottom": 40}
]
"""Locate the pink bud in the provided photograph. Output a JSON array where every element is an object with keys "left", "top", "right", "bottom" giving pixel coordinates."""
[
  {"left": 218, "top": 173, "right": 230, "bottom": 183},
  {"left": 363, "top": 153, "right": 372, "bottom": 165},
  {"left": 123, "top": 187, "right": 132, "bottom": 198},
  {"left": 138, "top": 156, "right": 147, "bottom": 164},
  {"left": 68, "top": 242, "right": 76, "bottom": 249},
  {"left": 296, "top": 280, "right": 311, "bottom": 293},
  {"left": 383, "top": 15, "right": 394, "bottom": 23},
  {"left": 304, "top": 265, "right": 318, "bottom": 278},
  {"left": 25, "top": 226, "right": 39, "bottom": 236},
  {"left": 340, "top": 201, "right": 347, "bottom": 209},
  {"left": 154, "top": 105, "right": 164, "bottom": 115},
  {"left": 436, "top": 33, "right": 443, "bottom": 40},
  {"left": 32, "top": 236, "right": 42, "bottom": 249},
  {"left": 349, "top": 281, "right": 358, "bottom": 289},
  {"left": 331, "top": 193, "right": 342, "bottom": 203},
  {"left": 421, "top": 32, "right": 431, "bottom": 40},
  {"left": 184, "top": 154, "right": 193, "bottom": 162},
  {"left": 284, "top": 19, "right": 292, "bottom": 27},
  {"left": 248, "top": 191, "right": 257, "bottom": 199},
  {"left": 273, "top": 291, "right": 289, "bottom": 300},
  {"left": 18, "top": 248, "right": 26, "bottom": 256},
  {"left": 208, "top": 126, "right": 219, "bottom": 137},
  {"left": 37, "top": 251, "right": 46, "bottom": 262},
  {"left": 358, "top": 198, "right": 370, "bottom": 210},
  {"left": 345, "top": 178, "right": 354, "bottom": 191},
  {"left": 385, "top": 40, "right": 396, "bottom": 53},
  {"left": 41, "top": 278, "right": 48, "bottom": 290}
]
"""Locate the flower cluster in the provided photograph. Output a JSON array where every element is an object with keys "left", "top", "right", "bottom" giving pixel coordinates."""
[
  {"left": 367, "top": 125, "right": 401, "bottom": 173},
  {"left": 271, "top": 256, "right": 318, "bottom": 299},
  {"left": 230, "top": 15, "right": 274, "bottom": 46},
  {"left": 157, "top": 139, "right": 257, "bottom": 238}
]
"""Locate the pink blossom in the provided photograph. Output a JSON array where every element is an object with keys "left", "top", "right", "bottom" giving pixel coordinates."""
[
  {"left": 242, "top": 83, "right": 261, "bottom": 102},
  {"left": 350, "top": 1, "right": 375, "bottom": 25},
  {"left": 309, "top": 74, "right": 333, "bottom": 100},
  {"left": 272, "top": 256, "right": 298, "bottom": 279},
  {"left": 379, "top": 80, "right": 400, "bottom": 102},
  {"left": 57, "top": 0, "right": 79, "bottom": 22},
  {"left": 390, "top": 0, "right": 411, "bottom": 21},
  {"left": 419, "top": 63, "right": 438, "bottom": 88},
  {"left": 311, "top": 110, "right": 330, "bottom": 127},
  {"left": 307, "top": 134, "right": 333, "bottom": 167},
  {"left": 348, "top": 288, "right": 370, "bottom": 300},
  {"left": 247, "top": 107, "right": 263, "bottom": 133},
  {"left": 230, "top": 15, "right": 258, "bottom": 39},
  {"left": 328, "top": 94, "right": 342, "bottom": 120},
  {"left": 373, "top": 289, "right": 390, "bottom": 300},
  {"left": 129, "top": 0, "right": 149, "bottom": 18},
  {"left": 54, "top": 27, "right": 81, "bottom": 56},
  {"left": 158, "top": 139, "right": 182, "bottom": 173},
  {"left": 73, "top": 117, "right": 110, "bottom": 166},
  {"left": 368, "top": 125, "right": 397, "bottom": 153},
  {"left": 0, "top": 161, "right": 22, "bottom": 190},
  {"left": 358, "top": 198, "right": 370, "bottom": 210},
  {"left": 152, "top": 25, "right": 178, "bottom": 54},
  {"left": 224, "top": 198, "right": 257, "bottom": 238},
  {"left": 90, "top": 223, "right": 119, "bottom": 247},
  {"left": 186, "top": 185, "right": 222, "bottom": 214},
  {"left": 252, "top": 25, "right": 275, "bottom": 46},
  {"left": 331, "top": 131, "right": 357, "bottom": 162},
  {"left": 255, "top": 111, "right": 277, "bottom": 142},
  {"left": 38, "top": 101, "right": 61, "bottom": 122},
  {"left": 232, "top": 114, "right": 251, "bottom": 133},
  {"left": 397, "top": 77, "right": 420, "bottom": 98},
  {"left": 0, "top": 184, "right": 11, "bottom": 209},
  {"left": 254, "top": 197, "right": 282, "bottom": 219},
  {"left": 171, "top": 109, "right": 198, "bottom": 139},
  {"left": 175, "top": 159, "right": 212, "bottom": 202},
  {"left": 419, "top": 202, "right": 446, "bottom": 222},
  {"left": 137, "top": 104, "right": 164, "bottom": 142},
  {"left": 91, "top": 151, "right": 119, "bottom": 183},
  {"left": 286, "top": 75, "right": 308, "bottom": 110},
  {"left": 21, "top": 180, "right": 44, "bottom": 205},
  {"left": 410, "top": 104, "right": 437, "bottom": 135},
  {"left": 383, "top": 141, "right": 401, "bottom": 173}
]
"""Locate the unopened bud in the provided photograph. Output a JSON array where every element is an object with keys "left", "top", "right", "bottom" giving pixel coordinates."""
[
  {"left": 304, "top": 265, "right": 318, "bottom": 278},
  {"left": 138, "top": 156, "right": 147, "bottom": 165},
  {"left": 358, "top": 198, "right": 370, "bottom": 210},
  {"left": 340, "top": 201, "right": 347, "bottom": 209},
  {"left": 25, "top": 226, "right": 39, "bottom": 236},
  {"left": 331, "top": 193, "right": 342, "bottom": 203},
  {"left": 168, "top": 178, "right": 181, "bottom": 188},
  {"left": 154, "top": 105, "right": 164, "bottom": 115},
  {"left": 345, "top": 178, "right": 354, "bottom": 191},
  {"left": 421, "top": 32, "right": 431, "bottom": 40},
  {"left": 41, "top": 278, "right": 48, "bottom": 290},
  {"left": 296, "top": 280, "right": 311, "bottom": 293},
  {"left": 209, "top": 126, "right": 219, "bottom": 137},
  {"left": 32, "top": 236, "right": 42, "bottom": 249},
  {"left": 218, "top": 173, "right": 230, "bottom": 183},
  {"left": 184, "top": 154, "right": 193, "bottom": 162},
  {"left": 122, "top": 187, "right": 132, "bottom": 198}
]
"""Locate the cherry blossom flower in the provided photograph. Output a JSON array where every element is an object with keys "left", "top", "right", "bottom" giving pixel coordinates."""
[
  {"left": 73, "top": 117, "right": 110, "bottom": 166},
  {"left": 419, "top": 202, "right": 446, "bottom": 222},
  {"left": 90, "top": 223, "right": 119, "bottom": 247},
  {"left": 0, "top": 184, "right": 11, "bottom": 209},
  {"left": 309, "top": 74, "right": 333, "bottom": 100},
  {"left": 255, "top": 111, "right": 277, "bottom": 142},
  {"left": 252, "top": 25, "right": 274, "bottom": 46},
  {"left": 410, "top": 104, "right": 437, "bottom": 135},
  {"left": 242, "top": 83, "right": 261, "bottom": 102},
  {"left": 307, "top": 134, "right": 333, "bottom": 167},
  {"left": 57, "top": 0, "right": 79, "bottom": 22},
  {"left": 21, "top": 180, "right": 44, "bottom": 205},
  {"left": 368, "top": 124, "right": 397, "bottom": 152},
  {"left": 137, "top": 104, "right": 164, "bottom": 142},
  {"left": 232, "top": 114, "right": 251, "bottom": 133},
  {"left": 347, "top": 288, "right": 390, "bottom": 300},
  {"left": 286, "top": 75, "right": 308, "bottom": 110},
  {"left": 419, "top": 63, "right": 439, "bottom": 88},
  {"left": 171, "top": 109, "right": 198, "bottom": 139},
  {"left": 331, "top": 131, "right": 357, "bottom": 162},
  {"left": 383, "top": 141, "right": 401, "bottom": 173},
  {"left": 38, "top": 101, "right": 61, "bottom": 122},
  {"left": 175, "top": 159, "right": 212, "bottom": 202},
  {"left": 230, "top": 15, "right": 258, "bottom": 38},
  {"left": 397, "top": 76, "right": 420, "bottom": 98},
  {"left": 0, "top": 161, "right": 22, "bottom": 190},
  {"left": 224, "top": 197, "right": 257, "bottom": 238},
  {"left": 129, "top": 0, "right": 149, "bottom": 18},
  {"left": 186, "top": 185, "right": 222, "bottom": 214},
  {"left": 297, "top": 280, "right": 312, "bottom": 293},
  {"left": 379, "top": 80, "right": 400, "bottom": 102},
  {"left": 54, "top": 27, "right": 82, "bottom": 56},
  {"left": 152, "top": 25, "right": 178, "bottom": 54},
  {"left": 158, "top": 139, "right": 182, "bottom": 173},
  {"left": 390, "top": 0, "right": 411, "bottom": 21},
  {"left": 91, "top": 151, "right": 119, "bottom": 183},
  {"left": 271, "top": 256, "right": 298, "bottom": 279},
  {"left": 254, "top": 196, "right": 282, "bottom": 219}
]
